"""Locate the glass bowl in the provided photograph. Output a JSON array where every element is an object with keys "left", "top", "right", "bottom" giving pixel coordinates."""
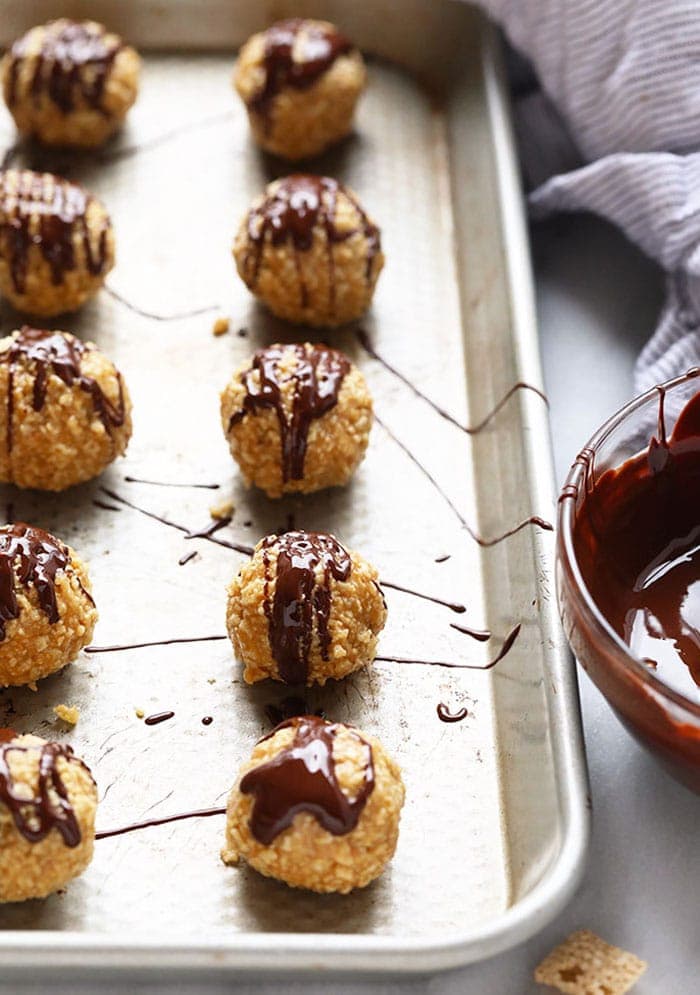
[{"left": 557, "top": 369, "right": 700, "bottom": 792}]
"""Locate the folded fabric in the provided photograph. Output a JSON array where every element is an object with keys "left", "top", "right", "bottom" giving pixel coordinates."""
[{"left": 474, "top": 0, "right": 700, "bottom": 392}]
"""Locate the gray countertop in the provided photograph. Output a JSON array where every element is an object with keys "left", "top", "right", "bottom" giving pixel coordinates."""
[{"left": 1, "top": 214, "right": 687, "bottom": 995}]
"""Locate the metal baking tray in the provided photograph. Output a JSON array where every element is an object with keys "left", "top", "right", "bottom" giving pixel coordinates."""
[{"left": 0, "top": 0, "right": 589, "bottom": 980}]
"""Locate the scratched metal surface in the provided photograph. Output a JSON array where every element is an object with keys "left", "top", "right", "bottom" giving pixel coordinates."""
[{"left": 0, "top": 1, "right": 588, "bottom": 978}]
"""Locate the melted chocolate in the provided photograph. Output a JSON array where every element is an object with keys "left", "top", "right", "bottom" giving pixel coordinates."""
[
  {"left": 125, "top": 475, "right": 220, "bottom": 490},
  {"left": 1, "top": 328, "right": 126, "bottom": 453},
  {"left": 85, "top": 634, "right": 227, "bottom": 653},
  {"left": 0, "top": 523, "right": 76, "bottom": 639},
  {"left": 95, "top": 805, "right": 226, "bottom": 841},
  {"left": 105, "top": 284, "right": 218, "bottom": 322},
  {"left": 569, "top": 386, "right": 700, "bottom": 698},
  {"left": 241, "top": 716, "right": 373, "bottom": 845},
  {"left": 357, "top": 330, "right": 548, "bottom": 434},
  {"left": 0, "top": 171, "right": 109, "bottom": 294},
  {"left": 201, "top": 716, "right": 213, "bottom": 726},
  {"left": 248, "top": 19, "right": 353, "bottom": 121},
  {"left": 450, "top": 621, "right": 491, "bottom": 642},
  {"left": 241, "top": 175, "right": 380, "bottom": 313},
  {"left": 185, "top": 516, "right": 232, "bottom": 541},
  {"left": 376, "top": 624, "right": 521, "bottom": 670},
  {"left": 230, "top": 343, "right": 350, "bottom": 483},
  {"left": 178, "top": 551, "right": 197, "bottom": 567},
  {"left": 381, "top": 579, "right": 465, "bottom": 614},
  {"left": 7, "top": 20, "right": 123, "bottom": 115},
  {"left": 262, "top": 531, "right": 351, "bottom": 684},
  {"left": 0, "top": 738, "right": 92, "bottom": 846},
  {"left": 144, "top": 711, "right": 174, "bottom": 727},
  {"left": 436, "top": 703, "right": 469, "bottom": 723}
]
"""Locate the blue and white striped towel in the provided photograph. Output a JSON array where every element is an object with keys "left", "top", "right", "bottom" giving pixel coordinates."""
[{"left": 476, "top": 0, "right": 700, "bottom": 393}]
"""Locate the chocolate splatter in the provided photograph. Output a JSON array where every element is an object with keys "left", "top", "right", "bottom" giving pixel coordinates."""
[
  {"left": 144, "top": 711, "right": 174, "bottom": 727},
  {"left": 178, "top": 551, "right": 197, "bottom": 567},
  {"left": 380, "top": 579, "right": 465, "bottom": 614},
  {"left": 85, "top": 634, "right": 227, "bottom": 654},
  {"left": 95, "top": 805, "right": 226, "bottom": 841},
  {"left": 436, "top": 703, "right": 469, "bottom": 723},
  {"left": 185, "top": 516, "right": 232, "bottom": 541},
  {"left": 201, "top": 716, "right": 213, "bottom": 727},
  {"left": 125, "top": 475, "right": 220, "bottom": 490},
  {"left": 241, "top": 716, "right": 373, "bottom": 844},
  {"left": 92, "top": 499, "right": 120, "bottom": 512},
  {"left": 229, "top": 343, "right": 350, "bottom": 483},
  {"left": 261, "top": 531, "right": 351, "bottom": 685},
  {"left": 105, "top": 284, "right": 218, "bottom": 322},
  {"left": 376, "top": 624, "right": 521, "bottom": 670},
  {"left": 450, "top": 622, "right": 491, "bottom": 642}
]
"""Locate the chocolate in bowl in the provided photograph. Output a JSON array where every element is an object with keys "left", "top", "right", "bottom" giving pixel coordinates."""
[{"left": 557, "top": 369, "right": 700, "bottom": 792}]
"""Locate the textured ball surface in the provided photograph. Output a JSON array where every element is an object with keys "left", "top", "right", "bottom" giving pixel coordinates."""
[
  {"left": 1, "top": 19, "right": 140, "bottom": 148},
  {"left": 222, "top": 716, "right": 404, "bottom": 893},
  {"left": 220, "top": 342, "right": 372, "bottom": 498},
  {"left": 233, "top": 18, "right": 365, "bottom": 161},
  {"left": 0, "top": 327, "right": 132, "bottom": 491},
  {"left": 0, "top": 733, "right": 97, "bottom": 902},
  {"left": 226, "top": 530, "right": 387, "bottom": 686},
  {"left": 233, "top": 175, "right": 383, "bottom": 326}
]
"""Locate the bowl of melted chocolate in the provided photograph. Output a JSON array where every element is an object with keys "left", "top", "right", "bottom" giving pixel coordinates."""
[{"left": 557, "top": 370, "right": 700, "bottom": 791}]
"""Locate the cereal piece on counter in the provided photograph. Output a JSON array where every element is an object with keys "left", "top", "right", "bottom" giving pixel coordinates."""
[
  {"left": 220, "top": 342, "right": 372, "bottom": 498},
  {"left": 221, "top": 715, "right": 404, "bottom": 893},
  {"left": 233, "top": 175, "right": 383, "bottom": 326},
  {"left": 209, "top": 500, "right": 234, "bottom": 520},
  {"left": 212, "top": 316, "right": 230, "bottom": 336},
  {"left": 0, "top": 523, "right": 97, "bottom": 688},
  {"left": 1, "top": 19, "right": 140, "bottom": 147},
  {"left": 53, "top": 704, "right": 80, "bottom": 725},
  {"left": 0, "top": 170, "right": 114, "bottom": 316},
  {"left": 233, "top": 19, "right": 365, "bottom": 161},
  {"left": 135, "top": 707, "right": 145, "bottom": 719},
  {"left": 0, "top": 733, "right": 97, "bottom": 902},
  {"left": 534, "top": 929, "right": 647, "bottom": 995},
  {"left": 226, "top": 530, "right": 386, "bottom": 686},
  {"left": 0, "top": 327, "right": 132, "bottom": 491}
]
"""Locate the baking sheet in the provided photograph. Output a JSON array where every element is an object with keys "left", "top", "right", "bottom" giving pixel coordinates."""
[{"left": 0, "top": 1, "right": 589, "bottom": 977}]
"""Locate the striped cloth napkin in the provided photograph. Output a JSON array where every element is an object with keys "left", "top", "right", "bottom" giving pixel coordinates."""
[{"left": 476, "top": 0, "right": 700, "bottom": 393}]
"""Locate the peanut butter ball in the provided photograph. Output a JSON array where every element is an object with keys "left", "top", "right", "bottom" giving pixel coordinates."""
[
  {"left": 0, "top": 327, "right": 131, "bottom": 491},
  {"left": 226, "top": 530, "right": 387, "bottom": 686},
  {"left": 0, "top": 523, "right": 97, "bottom": 688},
  {"left": 221, "top": 715, "right": 404, "bottom": 893},
  {"left": 0, "top": 169, "right": 114, "bottom": 317},
  {"left": 233, "top": 175, "right": 383, "bottom": 326},
  {"left": 0, "top": 732, "right": 97, "bottom": 902},
  {"left": 220, "top": 342, "right": 372, "bottom": 498},
  {"left": 234, "top": 18, "right": 365, "bottom": 161},
  {"left": 2, "top": 19, "right": 140, "bottom": 148}
]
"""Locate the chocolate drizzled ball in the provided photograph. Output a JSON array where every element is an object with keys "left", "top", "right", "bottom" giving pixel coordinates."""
[
  {"left": 0, "top": 327, "right": 131, "bottom": 491},
  {"left": 0, "top": 170, "right": 114, "bottom": 317},
  {"left": 1, "top": 19, "right": 140, "bottom": 148},
  {"left": 233, "top": 18, "right": 365, "bottom": 161},
  {"left": 226, "top": 530, "right": 386, "bottom": 686},
  {"left": 221, "top": 716, "right": 404, "bottom": 893},
  {"left": 0, "top": 732, "right": 97, "bottom": 902},
  {"left": 233, "top": 175, "right": 383, "bottom": 326},
  {"left": 220, "top": 342, "right": 372, "bottom": 498},
  {"left": 0, "top": 523, "right": 97, "bottom": 687}
]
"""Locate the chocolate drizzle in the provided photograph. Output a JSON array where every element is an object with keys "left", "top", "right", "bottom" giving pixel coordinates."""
[
  {"left": 144, "top": 711, "right": 174, "bottom": 727},
  {"left": 85, "top": 634, "right": 227, "bottom": 653},
  {"left": 0, "top": 523, "right": 76, "bottom": 639},
  {"left": 241, "top": 716, "right": 374, "bottom": 845},
  {"left": 0, "top": 738, "right": 91, "bottom": 847},
  {"left": 0, "top": 171, "right": 109, "bottom": 294},
  {"left": 241, "top": 176, "right": 380, "bottom": 313},
  {"left": 95, "top": 805, "right": 226, "bottom": 841},
  {"left": 229, "top": 344, "right": 350, "bottom": 483},
  {"left": 262, "top": 531, "right": 352, "bottom": 684},
  {"left": 1, "top": 327, "right": 126, "bottom": 453},
  {"left": 7, "top": 20, "right": 123, "bottom": 115},
  {"left": 376, "top": 623, "right": 521, "bottom": 671},
  {"left": 248, "top": 19, "right": 354, "bottom": 122},
  {"left": 436, "top": 703, "right": 468, "bottom": 723}
]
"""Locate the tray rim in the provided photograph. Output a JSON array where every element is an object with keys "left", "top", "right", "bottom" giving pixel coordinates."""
[{"left": 0, "top": 18, "right": 590, "bottom": 978}]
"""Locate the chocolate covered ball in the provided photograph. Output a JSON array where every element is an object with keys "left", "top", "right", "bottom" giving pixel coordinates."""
[
  {"left": 0, "top": 523, "right": 97, "bottom": 688},
  {"left": 233, "top": 18, "right": 365, "bottom": 161},
  {"left": 0, "top": 732, "right": 97, "bottom": 902},
  {"left": 233, "top": 175, "right": 383, "bottom": 326},
  {"left": 1, "top": 19, "right": 140, "bottom": 148},
  {"left": 0, "top": 169, "right": 114, "bottom": 317},
  {"left": 0, "top": 327, "right": 131, "bottom": 491},
  {"left": 221, "top": 715, "right": 404, "bottom": 893},
  {"left": 226, "top": 530, "right": 387, "bottom": 687},
  {"left": 220, "top": 342, "right": 372, "bottom": 498}
]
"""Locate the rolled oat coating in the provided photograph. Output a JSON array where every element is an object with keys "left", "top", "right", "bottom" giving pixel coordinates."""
[
  {"left": 226, "top": 530, "right": 387, "bottom": 687},
  {"left": 233, "top": 175, "right": 383, "bottom": 326},
  {"left": 220, "top": 342, "right": 372, "bottom": 498},
  {"left": 1, "top": 19, "right": 140, "bottom": 148},
  {"left": 0, "top": 733, "right": 97, "bottom": 902},
  {"left": 222, "top": 716, "right": 404, "bottom": 893},
  {"left": 233, "top": 18, "right": 365, "bottom": 161},
  {"left": 0, "top": 327, "right": 132, "bottom": 491}
]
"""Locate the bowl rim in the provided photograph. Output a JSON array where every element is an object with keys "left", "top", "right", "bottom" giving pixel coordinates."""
[{"left": 557, "top": 366, "right": 700, "bottom": 719}]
